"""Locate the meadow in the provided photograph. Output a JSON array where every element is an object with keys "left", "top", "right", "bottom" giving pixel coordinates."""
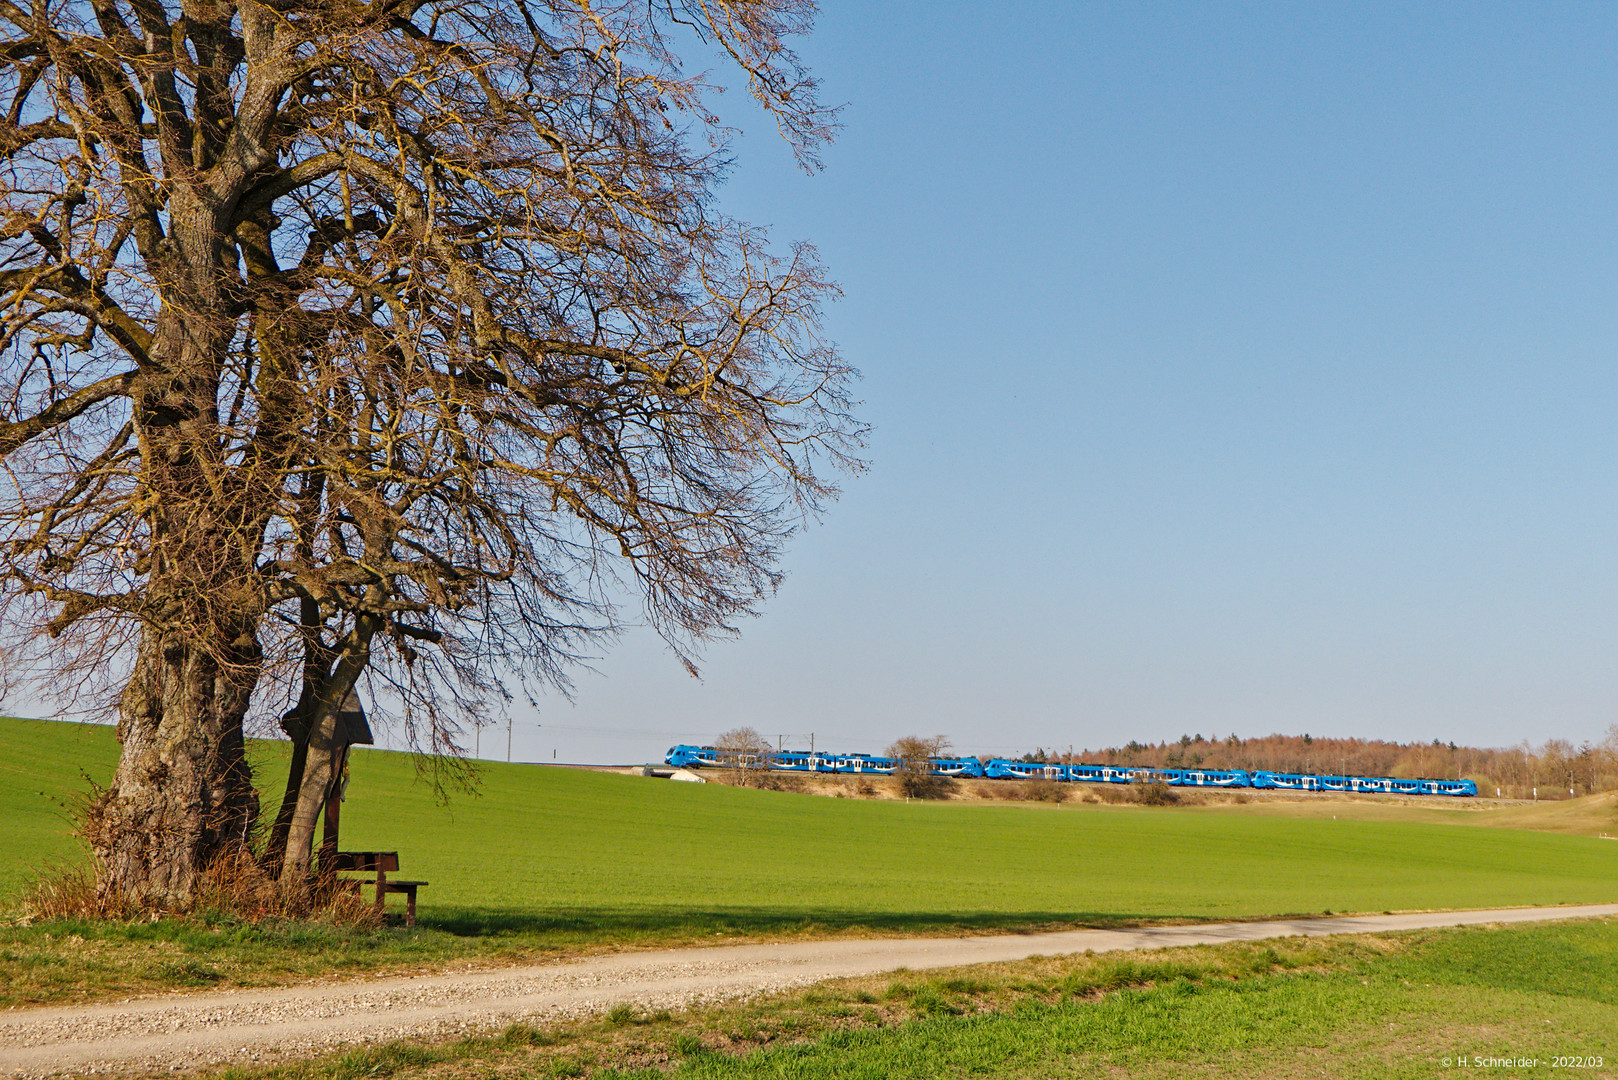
[
  {"left": 2, "top": 714, "right": 1617, "bottom": 1007},
  {"left": 6, "top": 715, "right": 1618, "bottom": 925}
]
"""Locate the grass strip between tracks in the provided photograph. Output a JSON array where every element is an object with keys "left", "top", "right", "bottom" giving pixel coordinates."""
[{"left": 192, "top": 917, "right": 1618, "bottom": 1080}]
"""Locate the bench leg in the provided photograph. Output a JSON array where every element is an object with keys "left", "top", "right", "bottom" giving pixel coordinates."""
[{"left": 405, "top": 887, "right": 417, "bottom": 928}]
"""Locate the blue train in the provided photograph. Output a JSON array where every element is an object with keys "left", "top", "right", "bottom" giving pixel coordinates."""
[
  {"left": 662, "top": 745, "right": 1478, "bottom": 796},
  {"left": 664, "top": 745, "right": 986, "bottom": 776},
  {"left": 1249, "top": 771, "right": 1475, "bottom": 796}
]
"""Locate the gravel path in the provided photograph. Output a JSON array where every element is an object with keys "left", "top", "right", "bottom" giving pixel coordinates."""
[{"left": 6, "top": 902, "right": 1616, "bottom": 1078}]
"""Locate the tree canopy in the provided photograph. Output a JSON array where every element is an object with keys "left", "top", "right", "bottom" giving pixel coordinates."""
[
  {"left": 886, "top": 734, "right": 950, "bottom": 798},
  {"left": 0, "top": 0, "right": 860, "bottom": 905}
]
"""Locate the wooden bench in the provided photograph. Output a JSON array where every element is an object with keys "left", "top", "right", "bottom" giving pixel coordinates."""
[{"left": 331, "top": 851, "right": 427, "bottom": 926}]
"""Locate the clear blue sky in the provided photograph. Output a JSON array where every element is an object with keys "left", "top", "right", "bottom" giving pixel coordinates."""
[
  {"left": 367, "top": 3, "right": 1618, "bottom": 763},
  {"left": 14, "top": 6, "right": 1614, "bottom": 767},
  {"left": 500, "top": 2, "right": 1618, "bottom": 763}
]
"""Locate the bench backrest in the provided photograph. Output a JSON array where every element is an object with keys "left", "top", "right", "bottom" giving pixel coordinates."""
[{"left": 331, "top": 851, "right": 400, "bottom": 873}]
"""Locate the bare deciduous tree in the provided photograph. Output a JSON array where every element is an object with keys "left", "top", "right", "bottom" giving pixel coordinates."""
[
  {"left": 0, "top": 0, "right": 860, "bottom": 907},
  {"left": 713, "top": 726, "right": 771, "bottom": 784},
  {"left": 887, "top": 734, "right": 950, "bottom": 799}
]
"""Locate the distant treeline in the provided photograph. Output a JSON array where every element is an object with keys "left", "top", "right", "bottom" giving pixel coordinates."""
[{"left": 1007, "top": 729, "right": 1618, "bottom": 799}]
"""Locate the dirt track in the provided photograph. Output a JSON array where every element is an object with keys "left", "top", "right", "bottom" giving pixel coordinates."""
[{"left": 5, "top": 902, "right": 1617, "bottom": 1078}]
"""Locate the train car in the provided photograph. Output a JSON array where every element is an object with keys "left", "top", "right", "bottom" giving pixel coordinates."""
[
  {"left": 1068, "top": 764, "right": 1136, "bottom": 784},
  {"left": 930, "top": 757, "right": 986, "bottom": 778},
  {"left": 1101, "top": 766, "right": 1250, "bottom": 788},
  {"left": 1251, "top": 770, "right": 1475, "bottom": 797},
  {"left": 985, "top": 762, "right": 1250, "bottom": 787},
  {"left": 1163, "top": 768, "right": 1251, "bottom": 788},
  {"left": 668, "top": 746, "right": 979, "bottom": 777},
  {"left": 824, "top": 753, "right": 980, "bottom": 776},
  {"left": 1250, "top": 771, "right": 1320, "bottom": 791},
  {"left": 1424, "top": 778, "right": 1477, "bottom": 796},
  {"left": 832, "top": 753, "right": 898, "bottom": 773},
  {"left": 666, "top": 745, "right": 718, "bottom": 768},
  {"left": 663, "top": 744, "right": 775, "bottom": 770},
  {"left": 1357, "top": 775, "right": 1473, "bottom": 795},
  {"left": 983, "top": 759, "right": 1067, "bottom": 780}
]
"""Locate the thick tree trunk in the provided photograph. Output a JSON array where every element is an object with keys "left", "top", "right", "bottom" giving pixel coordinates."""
[
  {"left": 87, "top": 624, "right": 260, "bottom": 908},
  {"left": 87, "top": 187, "right": 267, "bottom": 910}
]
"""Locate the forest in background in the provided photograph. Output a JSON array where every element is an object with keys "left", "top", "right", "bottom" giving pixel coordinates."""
[{"left": 1008, "top": 729, "right": 1618, "bottom": 799}]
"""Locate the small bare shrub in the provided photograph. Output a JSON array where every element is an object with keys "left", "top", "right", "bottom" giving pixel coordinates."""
[
  {"left": 899, "top": 775, "right": 947, "bottom": 798},
  {"left": 1026, "top": 779, "right": 1067, "bottom": 803},
  {"left": 1135, "top": 780, "right": 1179, "bottom": 806}
]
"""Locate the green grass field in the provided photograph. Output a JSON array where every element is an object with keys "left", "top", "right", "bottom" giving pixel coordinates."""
[
  {"left": 696, "top": 923, "right": 1616, "bottom": 1080},
  {"left": 4, "top": 714, "right": 1618, "bottom": 1071},
  {"left": 206, "top": 919, "right": 1618, "bottom": 1080},
  {"left": 0, "top": 715, "right": 121, "bottom": 892},
  {"left": 4, "top": 714, "right": 1617, "bottom": 935}
]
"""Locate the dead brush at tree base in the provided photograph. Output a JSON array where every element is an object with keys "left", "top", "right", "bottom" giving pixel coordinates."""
[
  {"left": 708, "top": 768, "right": 806, "bottom": 793},
  {"left": 896, "top": 773, "right": 952, "bottom": 799},
  {"left": 24, "top": 852, "right": 381, "bottom": 928}
]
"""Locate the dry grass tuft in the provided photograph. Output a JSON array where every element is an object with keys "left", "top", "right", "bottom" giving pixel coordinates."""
[{"left": 23, "top": 850, "right": 381, "bottom": 928}]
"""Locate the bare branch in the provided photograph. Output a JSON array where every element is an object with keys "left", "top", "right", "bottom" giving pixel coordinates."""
[{"left": 0, "top": 371, "right": 134, "bottom": 455}]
